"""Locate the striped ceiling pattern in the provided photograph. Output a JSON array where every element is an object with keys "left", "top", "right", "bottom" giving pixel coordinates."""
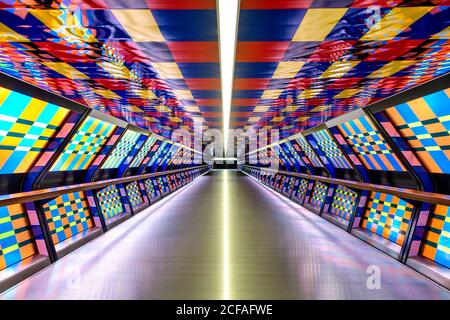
[
  {"left": 0, "top": 1, "right": 449, "bottom": 142},
  {"left": 232, "top": 0, "right": 450, "bottom": 139},
  {"left": 0, "top": 0, "right": 221, "bottom": 139}
]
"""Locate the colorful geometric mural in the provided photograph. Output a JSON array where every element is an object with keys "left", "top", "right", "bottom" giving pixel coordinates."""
[
  {"left": 50, "top": 116, "right": 116, "bottom": 171},
  {"left": 232, "top": 2, "right": 450, "bottom": 140},
  {"left": 361, "top": 192, "right": 414, "bottom": 246},
  {"left": 0, "top": 204, "right": 36, "bottom": 270},
  {"left": 338, "top": 115, "right": 406, "bottom": 172},
  {"left": 101, "top": 130, "right": 141, "bottom": 169},
  {"left": 295, "top": 135, "right": 323, "bottom": 168},
  {"left": 421, "top": 204, "right": 450, "bottom": 268},
  {"left": 126, "top": 181, "right": 144, "bottom": 209},
  {"left": 0, "top": 1, "right": 220, "bottom": 139},
  {"left": 42, "top": 192, "right": 94, "bottom": 245},
  {"left": 311, "top": 129, "right": 352, "bottom": 169},
  {"left": 309, "top": 181, "right": 327, "bottom": 208},
  {"left": 330, "top": 185, "right": 358, "bottom": 221},
  {"left": 130, "top": 136, "right": 156, "bottom": 168},
  {"left": 284, "top": 140, "right": 306, "bottom": 168},
  {"left": 385, "top": 88, "right": 450, "bottom": 174},
  {"left": 97, "top": 184, "right": 124, "bottom": 220},
  {"left": 0, "top": 86, "right": 69, "bottom": 174},
  {"left": 0, "top": 2, "right": 448, "bottom": 140}
]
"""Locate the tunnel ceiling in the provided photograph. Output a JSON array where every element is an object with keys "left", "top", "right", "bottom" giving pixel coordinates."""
[
  {"left": 0, "top": 1, "right": 449, "bottom": 142},
  {"left": 0, "top": 0, "right": 221, "bottom": 139},
  {"left": 231, "top": 0, "right": 450, "bottom": 139}
]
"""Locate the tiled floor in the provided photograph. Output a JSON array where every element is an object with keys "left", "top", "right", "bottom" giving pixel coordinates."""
[{"left": 2, "top": 170, "right": 449, "bottom": 299}]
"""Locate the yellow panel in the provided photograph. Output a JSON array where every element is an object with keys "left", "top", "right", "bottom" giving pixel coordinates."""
[
  {"left": 0, "top": 87, "right": 11, "bottom": 106},
  {"left": 0, "top": 150, "right": 11, "bottom": 170},
  {"left": 319, "top": 61, "right": 360, "bottom": 78},
  {"left": 183, "top": 106, "right": 200, "bottom": 112},
  {"left": 143, "top": 116, "right": 159, "bottom": 122},
  {"left": 298, "top": 89, "right": 321, "bottom": 99},
  {"left": 272, "top": 116, "right": 284, "bottom": 122},
  {"left": 112, "top": 9, "right": 164, "bottom": 42},
  {"left": 261, "top": 89, "right": 282, "bottom": 99},
  {"left": 135, "top": 89, "right": 156, "bottom": 99},
  {"left": 311, "top": 105, "right": 331, "bottom": 112},
  {"left": 361, "top": 7, "right": 432, "bottom": 41},
  {"left": 254, "top": 106, "right": 270, "bottom": 112},
  {"left": 94, "top": 89, "right": 121, "bottom": 99},
  {"left": 43, "top": 62, "right": 89, "bottom": 79},
  {"left": 334, "top": 88, "right": 361, "bottom": 98},
  {"left": 431, "top": 26, "right": 450, "bottom": 39},
  {"left": 272, "top": 61, "right": 305, "bottom": 79},
  {"left": 152, "top": 62, "right": 183, "bottom": 79},
  {"left": 0, "top": 23, "right": 29, "bottom": 42},
  {"left": 169, "top": 117, "right": 182, "bottom": 122},
  {"left": 31, "top": 9, "right": 77, "bottom": 28},
  {"left": 50, "top": 108, "right": 70, "bottom": 126},
  {"left": 293, "top": 8, "right": 347, "bottom": 41},
  {"left": 22, "top": 98, "right": 47, "bottom": 121},
  {"left": 248, "top": 116, "right": 260, "bottom": 122},
  {"left": 295, "top": 116, "right": 310, "bottom": 122},
  {"left": 368, "top": 60, "right": 416, "bottom": 78},
  {"left": 281, "top": 105, "right": 298, "bottom": 112},
  {"left": 15, "top": 152, "right": 38, "bottom": 173},
  {"left": 127, "top": 106, "right": 143, "bottom": 112},
  {"left": 10, "top": 123, "right": 29, "bottom": 134},
  {"left": 173, "top": 90, "right": 194, "bottom": 100}
]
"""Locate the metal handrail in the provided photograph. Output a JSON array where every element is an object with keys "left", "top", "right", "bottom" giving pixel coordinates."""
[
  {"left": 0, "top": 165, "right": 210, "bottom": 207},
  {"left": 240, "top": 165, "right": 450, "bottom": 206}
]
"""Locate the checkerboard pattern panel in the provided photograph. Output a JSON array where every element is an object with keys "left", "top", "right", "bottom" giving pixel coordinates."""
[
  {"left": 330, "top": 185, "right": 358, "bottom": 221},
  {"left": 97, "top": 184, "right": 125, "bottom": 220},
  {"left": 338, "top": 115, "right": 406, "bottom": 172},
  {"left": 297, "top": 179, "right": 309, "bottom": 200},
  {"left": 42, "top": 192, "right": 94, "bottom": 245},
  {"left": 102, "top": 130, "right": 141, "bottom": 169},
  {"left": 385, "top": 89, "right": 450, "bottom": 174},
  {"left": 158, "top": 176, "right": 170, "bottom": 195},
  {"left": 0, "top": 204, "right": 36, "bottom": 271},
  {"left": 147, "top": 141, "right": 169, "bottom": 168},
  {"left": 278, "top": 146, "right": 295, "bottom": 170},
  {"left": 309, "top": 181, "right": 327, "bottom": 208},
  {"left": 421, "top": 204, "right": 450, "bottom": 268},
  {"left": 283, "top": 176, "right": 295, "bottom": 195},
  {"left": 362, "top": 192, "right": 414, "bottom": 245},
  {"left": 311, "top": 129, "right": 352, "bottom": 169},
  {"left": 144, "top": 178, "right": 161, "bottom": 201},
  {"left": 295, "top": 135, "right": 323, "bottom": 168},
  {"left": 50, "top": 116, "right": 116, "bottom": 171},
  {"left": 130, "top": 136, "right": 156, "bottom": 168},
  {"left": 0, "top": 86, "right": 70, "bottom": 174},
  {"left": 126, "top": 181, "right": 144, "bottom": 209}
]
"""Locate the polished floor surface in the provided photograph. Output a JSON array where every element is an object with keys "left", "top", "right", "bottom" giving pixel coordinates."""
[{"left": 2, "top": 170, "right": 450, "bottom": 299}]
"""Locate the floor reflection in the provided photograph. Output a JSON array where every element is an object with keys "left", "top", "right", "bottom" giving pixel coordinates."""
[{"left": 2, "top": 170, "right": 449, "bottom": 299}]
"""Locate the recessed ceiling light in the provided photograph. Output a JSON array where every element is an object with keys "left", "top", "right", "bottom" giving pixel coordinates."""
[{"left": 218, "top": 0, "right": 239, "bottom": 155}]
